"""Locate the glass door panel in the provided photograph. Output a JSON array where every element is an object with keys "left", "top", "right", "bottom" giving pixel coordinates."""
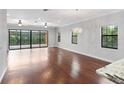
[
  {"left": 21, "top": 30, "right": 30, "bottom": 48},
  {"left": 9, "top": 29, "right": 20, "bottom": 49},
  {"left": 32, "top": 31, "right": 40, "bottom": 48},
  {"left": 9, "top": 29, "right": 48, "bottom": 50},
  {"left": 40, "top": 31, "right": 48, "bottom": 47}
]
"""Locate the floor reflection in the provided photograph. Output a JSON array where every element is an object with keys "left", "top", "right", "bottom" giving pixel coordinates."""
[
  {"left": 57, "top": 54, "right": 62, "bottom": 65},
  {"left": 71, "top": 57, "right": 80, "bottom": 79},
  {"left": 2, "top": 48, "right": 113, "bottom": 84},
  {"left": 41, "top": 69, "right": 52, "bottom": 79},
  {"left": 8, "top": 76, "right": 26, "bottom": 84}
]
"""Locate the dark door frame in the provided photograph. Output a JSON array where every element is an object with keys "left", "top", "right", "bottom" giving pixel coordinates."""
[{"left": 9, "top": 29, "right": 48, "bottom": 50}]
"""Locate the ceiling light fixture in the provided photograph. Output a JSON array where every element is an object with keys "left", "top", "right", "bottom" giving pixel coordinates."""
[
  {"left": 44, "top": 22, "right": 47, "bottom": 28},
  {"left": 18, "top": 20, "right": 22, "bottom": 26}
]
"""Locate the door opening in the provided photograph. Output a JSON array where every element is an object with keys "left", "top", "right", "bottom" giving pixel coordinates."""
[{"left": 9, "top": 29, "right": 48, "bottom": 50}]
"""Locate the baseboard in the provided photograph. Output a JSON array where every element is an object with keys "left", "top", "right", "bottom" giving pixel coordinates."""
[
  {"left": 0, "top": 67, "right": 7, "bottom": 83},
  {"left": 58, "top": 47, "right": 112, "bottom": 63},
  {"left": 48, "top": 46, "right": 57, "bottom": 48}
]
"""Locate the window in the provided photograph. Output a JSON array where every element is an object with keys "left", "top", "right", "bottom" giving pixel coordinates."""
[
  {"left": 9, "top": 29, "right": 21, "bottom": 49},
  {"left": 9, "top": 29, "right": 48, "bottom": 50},
  {"left": 72, "top": 31, "right": 78, "bottom": 44},
  {"left": 101, "top": 26, "right": 118, "bottom": 49},
  {"left": 58, "top": 32, "right": 61, "bottom": 42},
  {"left": 32, "top": 31, "right": 40, "bottom": 48},
  {"left": 40, "top": 31, "right": 48, "bottom": 47},
  {"left": 21, "top": 30, "right": 30, "bottom": 48}
]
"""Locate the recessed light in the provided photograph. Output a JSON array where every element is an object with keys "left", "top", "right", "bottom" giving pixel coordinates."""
[
  {"left": 38, "top": 18, "right": 41, "bottom": 21},
  {"left": 7, "top": 13, "right": 10, "bottom": 16}
]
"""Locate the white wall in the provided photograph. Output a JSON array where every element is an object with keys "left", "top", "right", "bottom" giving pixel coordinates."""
[
  {"left": 57, "top": 11, "right": 124, "bottom": 62},
  {"left": 0, "top": 9, "right": 8, "bottom": 81},
  {"left": 8, "top": 24, "right": 57, "bottom": 47},
  {"left": 48, "top": 28, "right": 57, "bottom": 47}
]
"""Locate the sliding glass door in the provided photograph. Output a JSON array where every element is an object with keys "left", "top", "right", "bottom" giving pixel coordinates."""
[
  {"left": 9, "top": 29, "right": 21, "bottom": 49},
  {"left": 9, "top": 29, "right": 48, "bottom": 50},
  {"left": 21, "top": 30, "right": 30, "bottom": 49},
  {"left": 32, "top": 31, "right": 40, "bottom": 48},
  {"left": 40, "top": 31, "right": 48, "bottom": 47}
]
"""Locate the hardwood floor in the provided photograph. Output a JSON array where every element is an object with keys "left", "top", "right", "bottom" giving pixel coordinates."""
[{"left": 1, "top": 48, "right": 114, "bottom": 84}]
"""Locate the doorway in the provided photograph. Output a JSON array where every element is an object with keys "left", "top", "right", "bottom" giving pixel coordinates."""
[{"left": 9, "top": 29, "right": 48, "bottom": 50}]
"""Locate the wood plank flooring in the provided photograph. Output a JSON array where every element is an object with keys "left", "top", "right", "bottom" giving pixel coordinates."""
[{"left": 1, "top": 48, "right": 114, "bottom": 84}]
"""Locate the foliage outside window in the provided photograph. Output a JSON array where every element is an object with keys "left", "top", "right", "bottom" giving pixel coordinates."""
[
  {"left": 101, "top": 26, "right": 118, "bottom": 49},
  {"left": 9, "top": 29, "right": 48, "bottom": 49},
  {"left": 40, "top": 32, "right": 46, "bottom": 44},
  {"left": 72, "top": 31, "right": 78, "bottom": 44},
  {"left": 9, "top": 30, "right": 20, "bottom": 46},
  {"left": 58, "top": 32, "right": 61, "bottom": 42}
]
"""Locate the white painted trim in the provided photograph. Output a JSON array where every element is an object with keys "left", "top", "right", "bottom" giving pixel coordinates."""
[
  {"left": 58, "top": 47, "right": 112, "bottom": 63},
  {"left": 0, "top": 67, "right": 7, "bottom": 83},
  {"left": 48, "top": 46, "right": 57, "bottom": 48}
]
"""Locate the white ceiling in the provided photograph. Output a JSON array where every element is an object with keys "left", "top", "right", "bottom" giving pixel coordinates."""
[{"left": 7, "top": 9, "right": 122, "bottom": 27}]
